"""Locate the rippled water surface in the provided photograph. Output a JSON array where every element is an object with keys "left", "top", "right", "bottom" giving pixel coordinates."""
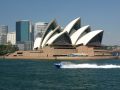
[{"left": 0, "top": 59, "right": 120, "bottom": 90}]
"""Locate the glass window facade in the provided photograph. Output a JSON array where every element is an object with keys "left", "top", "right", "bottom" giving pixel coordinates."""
[
  {"left": 16, "top": 20, "right": 34, "bottom": 50},
  {"left": 0, "top": 25, "right": 8, "bottom": 45},
  {"left": 16, "top": 21, "right": 30, "bottom": 42}
]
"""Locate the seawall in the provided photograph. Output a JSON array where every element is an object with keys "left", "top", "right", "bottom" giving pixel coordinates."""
[{"left": 5, "top": 56, "right": 118, "bottom": 60}]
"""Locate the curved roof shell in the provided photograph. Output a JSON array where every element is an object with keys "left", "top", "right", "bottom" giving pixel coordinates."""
[
  {"left": 41, "top": 26, "right": 61, "bottom": 48},
  {"left": 46, "top": 31, "right": 71, "bottom": 46},
  {"left": 70, "top": 25, "right": 90, "bottom": 45},
  {"left": 76, "top": 30, "right": 104, "bottom": 46},
  {"left": 63, "top": 17, "right": 81, "bottom": 35},
  {"left": 33, "top": 37, "right": 42, "bottom": 50},
  {"left": 40, "top": 19, "right": 58, "bottom": 47}
]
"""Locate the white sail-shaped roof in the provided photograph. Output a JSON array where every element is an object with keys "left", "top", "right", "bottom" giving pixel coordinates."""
[
  {"left": 41, "top": 31, "right": 54, "bottom": 48},
  {"left": 33, "top": 37, "right": 42, "bottom": 50},
  {"left": 46, "top": 31, "right": 65, "bottom": 45},
  {"left": 63, "top": 17, "right": 80, "bottom": 34},
  {"left": 46, "top": 31, "right": 69, "bottom": 45},
  {"left": 32, "top": 18, "right": 104, "bottom": 49},
  {"left": 76, "top": 30, "right": 103, "bottom": 45},
  {"left": 41, "top": 26, "right": 61, "bottom": 48},
  {"left": 70, "top": 25, "right": 90, "bottom": 45},
  {"left": 40, "top": 19, "right": 57, "bottom": 47}
]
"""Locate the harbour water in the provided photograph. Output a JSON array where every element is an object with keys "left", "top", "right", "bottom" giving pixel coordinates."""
[{"left": 0, "top": 59, "right": 120, "bottom": 90}]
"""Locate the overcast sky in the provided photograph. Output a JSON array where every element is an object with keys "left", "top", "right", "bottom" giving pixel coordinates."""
[{"left": 0, "top": 0, "right": 120, "bottom": 45}]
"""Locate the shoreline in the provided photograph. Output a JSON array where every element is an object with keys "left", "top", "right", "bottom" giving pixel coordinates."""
[{"left": 3, "top": 56, "right": 119, "bottom": 60}]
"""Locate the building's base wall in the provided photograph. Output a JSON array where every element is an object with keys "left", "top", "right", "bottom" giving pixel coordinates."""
[
  {"left": 76, "top": 46, "right": 94, "bottom": 56},
  {"left": 43, "top": 46, "right": 77, "bottom": 57},
  {"left": 7, "top": 45, "right": 113, "bottom": 59}
]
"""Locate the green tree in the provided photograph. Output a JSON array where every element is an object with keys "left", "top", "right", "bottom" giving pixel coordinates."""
[{"left": 0, "top": 45, "right": 18, "bottom": 56}]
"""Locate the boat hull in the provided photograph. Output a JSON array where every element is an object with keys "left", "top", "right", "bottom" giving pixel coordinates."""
[{"left": 54, "top": 63, "right": 61, "bottom": 68}]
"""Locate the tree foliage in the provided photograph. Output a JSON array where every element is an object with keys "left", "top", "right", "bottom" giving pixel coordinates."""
[{"left": 0, "top": 45, "right": 18, "bottom": 56}]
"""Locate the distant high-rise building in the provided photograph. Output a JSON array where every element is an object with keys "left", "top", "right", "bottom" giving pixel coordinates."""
[
  {"left": 0, "top": 25, "right": 8, "bottom": 45},
  {"left": 34, "top": 22, "right": 48, "bottom": 39},
  {"left": 16, "top": 20, "right": 31, "bottom": 42},
  {"left": 7, "top": 32, "right": 16, "bottom": 45},
  {"left": 16, "top": 20, "right": 33, "bottom": 50}
]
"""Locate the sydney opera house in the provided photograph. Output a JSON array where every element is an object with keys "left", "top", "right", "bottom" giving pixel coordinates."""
[
  {"left": 34, "top": 17, "right": 103, "bottom": 49},
  {"left": 31, "top": 17, "right": 111, "bottom": 57},
  {"left": 8, "top": 17, "right": 112, "bottom": 59}
]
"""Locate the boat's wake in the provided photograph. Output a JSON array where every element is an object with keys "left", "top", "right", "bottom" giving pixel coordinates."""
[{"left": 61, "top": 63, "right": 120, "bottom": 69}]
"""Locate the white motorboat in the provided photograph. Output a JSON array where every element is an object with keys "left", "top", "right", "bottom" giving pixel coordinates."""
[{"left": 54, "top": 61, "right": 74, "bottom": 68}]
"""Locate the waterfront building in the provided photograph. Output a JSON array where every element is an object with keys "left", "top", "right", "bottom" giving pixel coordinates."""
[
  {"left": 0, "top": 25, "right": 8, "bottom": 45},
  {"left": 7, "top": 32, "right": 16, "bottom": 45},
  {"left": 34, "top": 22, "right": 48, "bottom": 39},
  {"left": 8, "top": 17, "right": 112, "bottom": 59},
  {"left": 32, "top": 17, "right": 110, "bottom": 57},
  {"left": 16, "top": 20, "right": 33, "bottom": 50}
]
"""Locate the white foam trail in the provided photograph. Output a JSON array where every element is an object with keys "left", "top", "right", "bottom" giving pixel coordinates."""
[{"left": 61, "top": 63, "right": 120, "bottom": 69}]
